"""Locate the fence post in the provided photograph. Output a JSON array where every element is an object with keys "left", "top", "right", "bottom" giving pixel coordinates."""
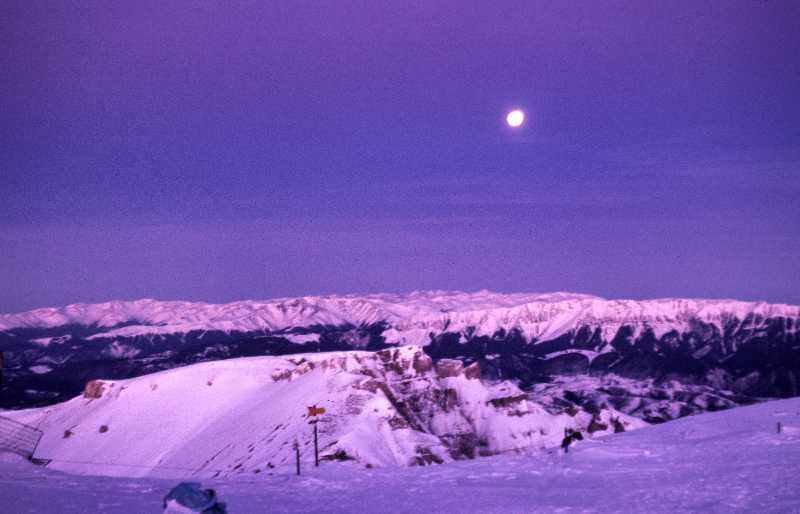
[
  {"left": 314, "top": 422, "right": 319, "bottom": 467},
  {"left": 294, "top": 440, "right": 300, "bottom": 476}
]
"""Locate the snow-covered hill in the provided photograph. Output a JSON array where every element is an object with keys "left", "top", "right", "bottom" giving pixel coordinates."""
[
  {"left": 3, "top": 396, "right": 800, "bottom": 513},
  {"left": 5, "top": 347, "right": 642, "bottom": 477}
]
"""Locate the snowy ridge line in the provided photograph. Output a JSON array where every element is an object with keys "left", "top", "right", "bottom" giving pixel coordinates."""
[
  {"left": 0, "top": 291, "right": 597, "bottom": 330},
  {"left": 1, "top": 291, "right": 798, "bottom": 341}
]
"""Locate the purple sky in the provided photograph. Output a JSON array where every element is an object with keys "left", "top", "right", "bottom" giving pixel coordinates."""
[{"left": 2, "top": 1, "right": 799, "bottom": 313}]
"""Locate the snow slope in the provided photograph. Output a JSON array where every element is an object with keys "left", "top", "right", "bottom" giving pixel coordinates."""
[
  {"left": 4, "top": 346, "right": 642, "bottom": 477},
  {"left": 2, "top": 397, "right": 799, "bottom": 513},
  {"left": 2, "top": 290, "right": 798, "bottom": 345}
]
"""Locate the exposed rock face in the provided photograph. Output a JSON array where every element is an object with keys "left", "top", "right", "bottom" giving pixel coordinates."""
[
  {"left": 412, "top": 351, "right": 433, "bottom": 374},
  {"left": 587, "top": 414, "right": 609, "bottom": 434},
  {"left": 611, "top": 416, "right": 626, "bottom": 433},
  {"left": 83, "top": 380, "right": 106, "bottom": 399},
  {"left": 487, "top": 394, "right": 527, "bottom": 409},
  {"left": 312, "top": 346, "right": 644, "bottom": 464},
  {"left": 435, "top": 359, "right": 463, "bottom": 378},
  {"left": 464, "top": 362, "right": 481, "bottom": 380}
]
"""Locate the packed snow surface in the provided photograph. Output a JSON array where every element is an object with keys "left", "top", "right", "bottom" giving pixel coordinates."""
[
  {"left": 2, "top": 290, "right": 798, "bottom": 344},
  {"left": 2, "top": 397, "right": 799, "bottom": 513}
]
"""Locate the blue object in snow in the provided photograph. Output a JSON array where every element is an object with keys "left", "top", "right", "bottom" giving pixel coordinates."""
[{"left": 163, "top": 482, "right": 227, "bottom": 513}]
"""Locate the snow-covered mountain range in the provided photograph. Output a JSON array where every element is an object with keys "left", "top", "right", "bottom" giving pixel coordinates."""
[
  {"left": 2, "top": 290, "right": 798, "bottom": 344},
  {"left": 2, "top": 291, "right": 799, "bottom": 422}
]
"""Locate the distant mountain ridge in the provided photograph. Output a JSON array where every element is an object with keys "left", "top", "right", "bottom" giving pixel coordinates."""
[
  {"left": 2, "top": 291, "right": 799, "bottom": 420},
  {"left": 2, "top": 291, "right": 798, "bottom": 344}
]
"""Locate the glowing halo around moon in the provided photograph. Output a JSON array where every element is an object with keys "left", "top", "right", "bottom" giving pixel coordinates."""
[{"left": 506, "top": 109, "right": 525, "bottom": 128}]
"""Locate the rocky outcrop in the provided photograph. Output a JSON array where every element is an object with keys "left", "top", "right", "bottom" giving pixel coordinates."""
[
  {"left": 435, "top": 359, "right": 463, "bottom": 378},
  {"left": 83, "top": 380, "right": 106, "bottom": 399},
  {"left": 413, "top": 352, "right": 433, "bottom": 374},
  {"left": 464, "top": 362, "right": 481, "bottom": 380},
  {"left": 324, "top": 346, "right": 644, "bottom": 464},
  {"left": 587, "top": 414, "right": 608, "bottom": 434}
]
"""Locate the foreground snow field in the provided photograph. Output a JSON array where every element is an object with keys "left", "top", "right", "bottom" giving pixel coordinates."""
[{"left": 3, "top": 397, "right": 799, "bottom": 513}]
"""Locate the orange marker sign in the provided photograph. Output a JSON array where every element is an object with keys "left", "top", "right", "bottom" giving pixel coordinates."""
[{"left": 307, "top": 405, "right": 326, "bottom": 417}]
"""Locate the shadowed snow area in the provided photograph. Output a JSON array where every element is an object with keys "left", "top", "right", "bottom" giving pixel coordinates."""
[{"left": 2, "top": 397, "right": 799, "bottom": 513}]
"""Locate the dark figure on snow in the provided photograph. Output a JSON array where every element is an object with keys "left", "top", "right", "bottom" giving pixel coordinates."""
[
  {"left": 561, "top": 428, "right": 583, "bottom": 453},
  {"left": 163, "top": 482, "right": 227, "bottom": 514}
]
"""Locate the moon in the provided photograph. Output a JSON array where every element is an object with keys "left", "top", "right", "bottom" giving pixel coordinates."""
[{"left": 506, "top": 109, "right": 525, "bottom": 128}]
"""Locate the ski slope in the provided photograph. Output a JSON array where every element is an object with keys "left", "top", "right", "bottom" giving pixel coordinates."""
[{"left": 2, "top": 397, "right": 799, "bottom": 513}]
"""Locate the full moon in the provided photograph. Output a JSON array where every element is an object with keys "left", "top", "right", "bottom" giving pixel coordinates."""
[{"left": 506, "top": 109, "right": 525, "bottom": 128}]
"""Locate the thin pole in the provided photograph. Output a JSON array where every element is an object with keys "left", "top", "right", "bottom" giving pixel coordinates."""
[
  {"left": 777, "top": 421, "right": 782, "bottom": 434},
  {"left": 314, "top": 422, "right": 319, "bottom": 467},
  {"left": 294, "top": 442, "right": 300, "bottom": 476}
]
